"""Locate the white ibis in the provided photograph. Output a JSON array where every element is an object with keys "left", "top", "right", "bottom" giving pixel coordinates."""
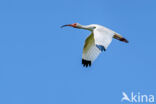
[{"left": 61, "top": 23, "right": 128, "bottom": 67}]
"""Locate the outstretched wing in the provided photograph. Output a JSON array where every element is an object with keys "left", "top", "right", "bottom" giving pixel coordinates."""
[
  {"left": 93, "top": 26, "right": 114, "bottom": 51},
  {"left": 82, "top": 33, "right": 101, "bottom": 67},
  {"left": 113, "top": 33, "right": 128, "bottom": 43}
]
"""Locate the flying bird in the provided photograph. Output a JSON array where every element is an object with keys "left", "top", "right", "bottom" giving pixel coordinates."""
[{"left": 61, "top": 23, "right": 128, "bottom": 67}]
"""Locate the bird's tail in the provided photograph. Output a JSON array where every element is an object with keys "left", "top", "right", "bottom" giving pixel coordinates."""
[{"left": 113, "top": 33, "right": 128, "bottom": 43}]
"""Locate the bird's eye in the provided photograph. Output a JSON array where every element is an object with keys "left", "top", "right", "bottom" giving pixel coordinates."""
[{"left": 73, "top": 23, "right": 77, "bottom": 26}]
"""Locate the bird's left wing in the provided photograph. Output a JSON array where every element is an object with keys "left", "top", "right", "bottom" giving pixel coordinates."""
[
  {"left": 93, "top": 26, "right": 114, "bottom": 51},
  {"left": 82, "top": 33, "right": 101, "bottom": 67}
]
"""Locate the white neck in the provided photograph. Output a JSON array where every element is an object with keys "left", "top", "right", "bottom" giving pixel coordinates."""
[{"left": 78, "top": 25, "right": 95, "bottom": 31}]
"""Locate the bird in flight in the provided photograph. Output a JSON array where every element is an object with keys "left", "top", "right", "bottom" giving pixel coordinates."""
[{"left": 61, "top": 23, "right": 128, "bottom": 67}]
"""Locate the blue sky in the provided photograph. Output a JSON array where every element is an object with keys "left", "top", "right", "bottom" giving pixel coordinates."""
[{"left": 0, "top": 0, "right": 156, "bottom": 104}]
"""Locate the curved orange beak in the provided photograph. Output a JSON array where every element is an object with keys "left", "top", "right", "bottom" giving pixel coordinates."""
[{"left": 61, "top": 23, "right": 76, "bottom": 28}]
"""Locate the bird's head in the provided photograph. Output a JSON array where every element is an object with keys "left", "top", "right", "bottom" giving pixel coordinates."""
[
  {"left": 61, "top": 23, "right": 96, "bottom": 31},
  {"left": 61, "top": 23, "right": 81, "bottom": 28}
]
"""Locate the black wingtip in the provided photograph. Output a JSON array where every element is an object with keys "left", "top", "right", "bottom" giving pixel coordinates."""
[
  {"left": 82, "top": 59, "right": 91, "bottom": 67},
  {"left": 120, "top": 38, "right": 129, "bottom": 43}
]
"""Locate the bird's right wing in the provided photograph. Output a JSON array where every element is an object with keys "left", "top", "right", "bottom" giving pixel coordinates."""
[{"left": 82, "top": 33, "right": 101, "bottom": 67}]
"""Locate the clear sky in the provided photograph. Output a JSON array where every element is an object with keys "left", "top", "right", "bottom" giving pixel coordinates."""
[{"left": 0, "top": 0, "right": 156, "bottom": 104}]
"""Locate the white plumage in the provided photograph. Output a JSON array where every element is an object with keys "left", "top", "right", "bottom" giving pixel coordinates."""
[
  {"left": 82, "top": 33, "right": 101, "bottom": 66},
  {"left": 61, "top": 23, "right": 128, "bottom": 67},
  {"left": 92, "top": 24, "right": 114, "bottom": 49}
]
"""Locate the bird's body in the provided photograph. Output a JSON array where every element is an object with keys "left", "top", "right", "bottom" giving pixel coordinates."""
[{"left": 61, "top": 23, "right": 128, "bottom": 67}]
